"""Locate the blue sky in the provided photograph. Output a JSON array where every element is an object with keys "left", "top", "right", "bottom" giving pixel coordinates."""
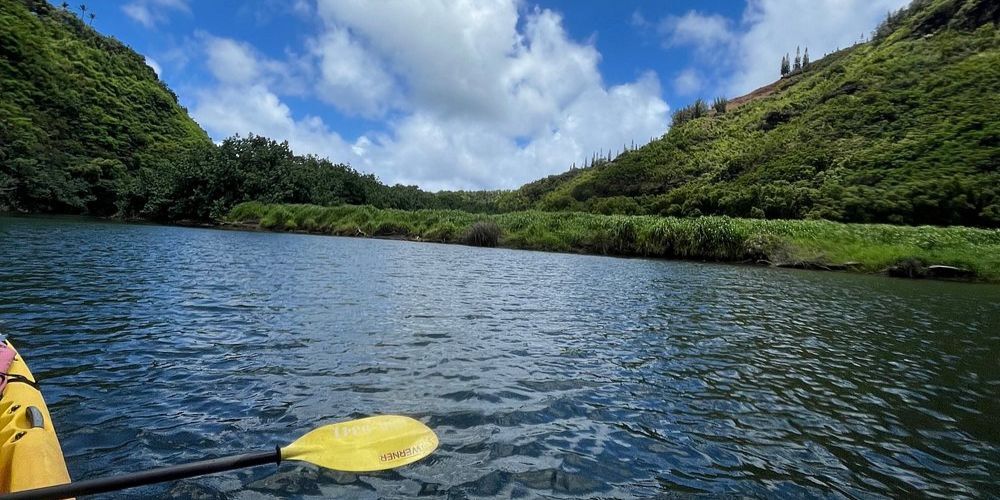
[{"left": 68, "top": 0, "right": 906, "bottom": 190}]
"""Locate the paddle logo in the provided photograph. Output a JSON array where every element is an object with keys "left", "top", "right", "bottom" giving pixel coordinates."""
[
  {"left": 330, "top": 422, "right": 376, "bottom": 439},
  {"left": 380, "top": 444, "right": 424, "bottom": 463},
  {"left": 329, "top": 418, "right": 405, "bottom": 440}
]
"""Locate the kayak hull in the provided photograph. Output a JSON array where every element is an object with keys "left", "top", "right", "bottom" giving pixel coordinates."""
[{"left": 0, "top": 341, "right": 71, "bottom": 493}]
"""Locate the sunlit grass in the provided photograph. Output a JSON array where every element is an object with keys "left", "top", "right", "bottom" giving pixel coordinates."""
[{"left": 227, "top": 202, "right": 1000, "bottom": 281}]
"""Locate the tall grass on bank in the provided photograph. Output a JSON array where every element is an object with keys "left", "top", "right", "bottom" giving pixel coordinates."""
[{"left": 228, "top": 202, "right": 1000, "bottom": 281}]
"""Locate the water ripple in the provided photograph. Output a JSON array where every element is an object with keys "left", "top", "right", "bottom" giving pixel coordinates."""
[{"left": 1, "top": 216, "right": 999, "bottom": 498}]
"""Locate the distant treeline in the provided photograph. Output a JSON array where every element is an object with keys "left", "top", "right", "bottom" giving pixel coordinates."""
[
  {"left": 124, "top": 134, "right": 505, "bottom": 221},
  {"left": 1, "top": 129, "right": 504, "bottom": 220}
]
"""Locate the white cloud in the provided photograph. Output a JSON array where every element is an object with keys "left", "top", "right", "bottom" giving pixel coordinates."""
[
  {"left": 145, "top": 57, "right": 161, "bottom": 77},
  {"left": 657, "top": 11, "right": 734, "bottom": 53},
  {"left": 309, "top": 28, "right": 397, "bottom": 118},
  {"left": 189, "top": 1, "right": 670, "bottom": 190},
  {"left": 199, "top": 33, "right": 311, "bottom": 95},
  {"left": 316, "top": 0, "right": 522, "bottom": 122},
  {"left": 192, "top": 84, "right": 357, "bottom": 164},
  {"left": 673, "top": 68, "right": 702, "bottom": 96},
  {"left": 725, "top": 0, "right": 908, "bottom": 95},
  {"left": 654, "top": 0, "right": 908, "bottom": 97},
  {"left": 202, "top": 36, "right": 259, "bottom": 84},
  {"left": 366, "top": 72, "right": 667, "bottom": 190},
  {"left": 121, "top": 0, "right": 189, "bottom": 28}
]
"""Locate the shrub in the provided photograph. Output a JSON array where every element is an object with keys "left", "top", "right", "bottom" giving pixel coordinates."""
[
  {"left": 228, "top": 203, "right": 1000, "bottom": 281},
  {"left": 462, "top": 220, "right": 501, "bottom": 247},
  {"left": 671, "top": 99, "right": 710, "bottom": 127},
  {"left": 713, "top": 97, "right": 728, "bottom": 114},
  {"left": 260, "top": 206, "right": 293, "bottom": 228}
]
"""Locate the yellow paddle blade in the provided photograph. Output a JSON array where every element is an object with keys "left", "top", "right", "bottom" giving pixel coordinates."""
[{"left": 281, "top": 415, "right": 438, "bottom": 472}]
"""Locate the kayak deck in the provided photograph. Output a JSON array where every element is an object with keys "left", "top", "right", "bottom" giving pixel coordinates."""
[{"left": 0, "top": 340, "right": 71, "bottom": 493}]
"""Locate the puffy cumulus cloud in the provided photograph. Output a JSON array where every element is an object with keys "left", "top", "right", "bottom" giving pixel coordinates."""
[
  {"left": 366, "top": 72, "right": 667, "bottom": 190},
  {"left": 191, "top": 0, "right": 670, "bottom": 189},
  {"left": 725, "top": 0, "right": 908, "bottom": 95},
  {"left": 199, "top": 33, "right": 311, "bottom": 95},
  {"left": 315, "top": 0, "right": 668, "bottom": 188},
  {"left": 656, "top": 0, "right": 908, "bottom": 97},
  {"left": 309, "top": 28, "right": 398, "bottom": 118},
  {"left": 316, "top": 0, "right": 521, "bottom": 121},
  {"left": 191, "top": 33, "right": 359, "bottom": 161},
  {"left": 192, "top": 84, "right": 357, "bottom": 164},
  {"left": 202, "top": 36, "right": 259, "bottom": 84},
  {"left": 192, "top": 36, "right": 337, "bottom": 156},
  {"left": 122, "top": 0, "right": 189, "bottom": 28}
]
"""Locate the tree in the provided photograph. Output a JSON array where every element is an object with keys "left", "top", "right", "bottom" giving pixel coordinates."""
[
  {"left": 78, "top": 3, "right": 86, "bottom": 17},
  {"left": 88, "top": 12, "right": 95, "bottom": 25},
  {"left": 780, "top": 54, "right": 790, "bottom": 76},
  {"left": 60, "top": 2, "right": 69, "bottom": 11},
  {"left": 713, "top": 97, "right": 728, "bottom": 114},
  {"left": 793, "top": 46, "right": 802, "bottom": 72},
  {"left": 802, "top": 47, "right": 810, "bottom": 68},
  {"left": 692, "top": 98, "right": 708, "bottom": 117}
]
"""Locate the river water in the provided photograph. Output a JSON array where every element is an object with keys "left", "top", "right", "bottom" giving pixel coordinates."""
[{"left": 1, "top": 216, "right": 998, "bottom": 498}]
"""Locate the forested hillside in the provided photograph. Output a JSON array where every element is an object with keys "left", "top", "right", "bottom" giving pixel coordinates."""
[
  {"left": 503, "top": 0, "right": 1000, "bottom": 227},
  {"left": 4, "top": 0, "right": 998, "bottom": 226},
  {"left": 0, "top": 0, "right": 210, "bottom": 215},
  {"left": 0, "top": 0, "right": 499, "bottom": 220}
]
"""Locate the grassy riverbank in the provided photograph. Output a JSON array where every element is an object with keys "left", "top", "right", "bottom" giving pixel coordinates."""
[{"left": 227, "top": 202, "right": 1000, "bottom": 282}]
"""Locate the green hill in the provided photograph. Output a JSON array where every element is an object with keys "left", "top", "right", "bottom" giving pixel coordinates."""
[
  {"left": 0, "top": 0, "right": 211, "bottom": 215},
  {"left": 503, "top": 0, "right": 1000, "bottom": 227},
  {"left": 0, "top": 0, "right": 504, "bottom": 220}
]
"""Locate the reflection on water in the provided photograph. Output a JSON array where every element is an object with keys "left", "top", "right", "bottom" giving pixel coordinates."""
[{"left": 1, "top": 216, "right": 998, "bottom": 498}]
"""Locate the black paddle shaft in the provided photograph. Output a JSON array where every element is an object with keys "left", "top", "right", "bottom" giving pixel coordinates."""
[{"left": 0, "top": 447, "right": 281, "bottom": 500}]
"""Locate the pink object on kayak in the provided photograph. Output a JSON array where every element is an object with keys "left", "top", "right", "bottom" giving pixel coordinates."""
[{"left": 0, "top": 342, "right": 16, "bottom": 393}]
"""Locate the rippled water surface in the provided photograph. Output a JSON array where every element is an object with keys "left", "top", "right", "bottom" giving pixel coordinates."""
[{"left": 2, "top": 216, "right": 999, "bottom": 498}]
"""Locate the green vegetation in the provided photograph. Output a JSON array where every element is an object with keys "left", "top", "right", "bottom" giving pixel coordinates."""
[
  {"left": 0, "top": 0, "right": 499, "bottom": 219},
  {"left": 127, "top": 133, "right": 504, "bottom": 221},
  {"left": 506, "top": 0, "right": 1000, "bottom": 228},
  {"left": 228, "top": 202, "right": 1000, "bottom": 281},
  {"left": 4, "top": 0, "right": 999, "bottom": 282},
  {"left": 712, "top": 97, "right": 728, "bottom": 114},
  {"left": 670, "top": 98, "right": 710, "bottom": 127},
  {"left": 0, "top": 0, "right": 210, "bottom": 215},
  {"left": 463, "top": 221, "right": 502, "bottom": 247}
]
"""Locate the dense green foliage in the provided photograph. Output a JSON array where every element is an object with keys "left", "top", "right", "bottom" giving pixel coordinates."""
[
  {"left": 0, "top": 0, "right": 210, "bottom": 214},
  {"left": 229, "top": 202, "right": 1000, "bottom": 281},
  {"left": 134, "top": 134, "right": 505, "bottom": 221},
  {"left": 0, "top": 0, "right": 500, "bottom": 219},
  {"left": 505, "top": 0, "right": 1000, "bottom": 228}
]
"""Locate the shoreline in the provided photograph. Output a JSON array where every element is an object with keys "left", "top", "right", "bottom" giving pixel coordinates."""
[
  {"left": 218, "top": 221, "right": 983, "bottom": 282},
  {"left": 222, "top": 203, "right": 1000, "bottom": 284},
  {"left": 4, "top": 209, "right": 996, "bottom": 283}
]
